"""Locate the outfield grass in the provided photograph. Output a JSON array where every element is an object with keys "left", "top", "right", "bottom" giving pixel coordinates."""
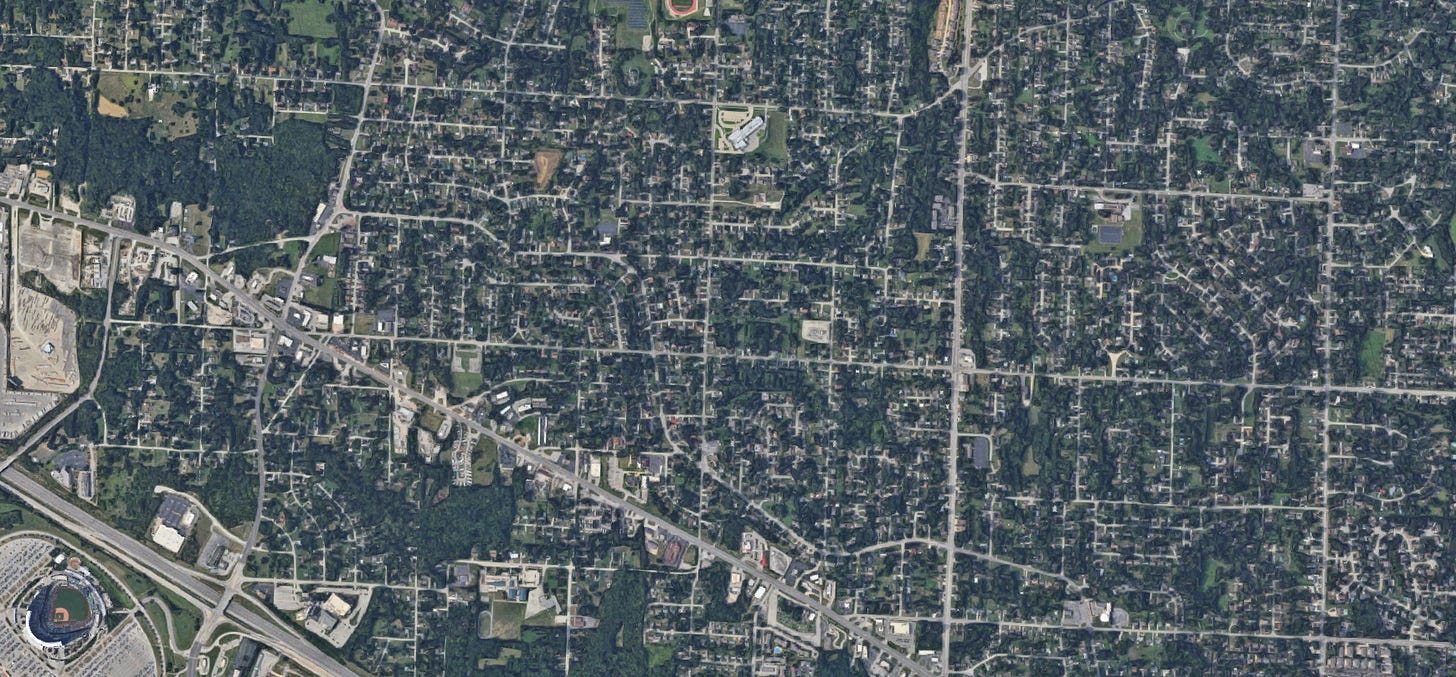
[{"left": 53, "top": 586, "right": 92, "bottom": 621}]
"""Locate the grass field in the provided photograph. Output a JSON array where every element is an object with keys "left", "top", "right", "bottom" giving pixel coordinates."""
[
  {"left": 303, "top": 277, "right": 339, "bottom": 309},
  {"left": 52, "top": 586, "right": 91, "bottom": 622},
  {"left": 648, "top": 642, "right": 676, "bottom": 669},
  {"left": 1085, "top": 210, "right": 1144, "bottom": 255},
  {"left": 758, "top": 110, "right": 788, "bottom": 161},
  {"left": 472, "top": 436, "right": 499, "bottom": 486},
  {"left": 280, "top": 111, "right": 329, "bottom": 124},
  {"left": 1190, "top": 135, "right": 1219, "bottom": 164},
  {"left": 451, "top": 371, "right": 484, "bottom": 399},
  {"left": 96, "top": 72, "right": 200, "bottom": 140},
  {"left": 598, "top": 0, "right": 654, "bottom": 51},
  {"left": 912, "top": 232, "right": 933, "bottom": 261},
  {"left": 145, "top": 593, "right": 201, "bottom": 650},
  {"left": 419, "top": 408, "right": 445, "bottom": 434},
  {"left": 1020, "top": 448, "right": 1041, "bottom": 477},
  {"left": 1358, "top": 328, "right": 1390, "bottom": 380},
  {"left": 489, "top": 600, "right": 526, "bottom": 640},
  {"left": 312, "top": 232, "right": 341, "bottom": 257},
  {"left": 97, "top": 95, "right": 127, "bottom": 117},
  {"left": 284, "top": 0, "right": 338, "bottom": 38}
]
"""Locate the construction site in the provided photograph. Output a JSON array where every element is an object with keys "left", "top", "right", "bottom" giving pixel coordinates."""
[{"left": 0, "top": 192, "right": 89, "bottom": 439}]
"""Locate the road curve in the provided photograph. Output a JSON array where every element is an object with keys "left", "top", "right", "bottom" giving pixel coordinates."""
[
  {"left": 0, "top": 197, "right": 931, "bottom": 677},
  {"left": 0, "top": 468, "right": 360, "bottom": 677}
]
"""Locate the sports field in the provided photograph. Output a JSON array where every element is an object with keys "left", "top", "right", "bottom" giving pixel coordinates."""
[
  {"left": 52, "top": 585, "right": 91, "bottom": 623},
  {"left": 664, "top": 0, "right": 698, "bottom": 17}
]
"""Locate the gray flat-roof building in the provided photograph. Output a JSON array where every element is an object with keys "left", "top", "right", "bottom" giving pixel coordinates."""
[{"left": 156, "top": 494, "right": 195, "bottom": 535}]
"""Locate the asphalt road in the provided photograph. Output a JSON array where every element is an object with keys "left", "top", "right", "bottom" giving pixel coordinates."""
[
  {"left": 0, "top": 468, "right": 360, "bottom": 677},
  {"left": 0, "top": 197, "right": 930, "bottom": 676}
]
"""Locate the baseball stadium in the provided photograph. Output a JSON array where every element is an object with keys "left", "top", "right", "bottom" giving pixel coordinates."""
[{"left": 22, "top": 570, "right": 104, "bottom": 650}]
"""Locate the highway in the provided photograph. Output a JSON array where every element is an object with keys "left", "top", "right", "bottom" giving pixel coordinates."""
[
  {"left": 0, "top": 468, "right": 362, "bottom": 677},
  {"left": 0, "top": 197, "right": 933, "bottom": 675}
]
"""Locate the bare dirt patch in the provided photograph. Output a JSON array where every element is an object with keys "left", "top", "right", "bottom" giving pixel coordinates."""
[
  {"left": 96, "top": 95, "right": 129, "bottom": 118},
  {"left": 17, "top": 212, "right": 82, "bottom": 293},
  {"left": 930, "top": 0, "right": 956, "bottom": 44},
  {"left": 800, "top": 319, "right": 831, "bottom": 345},
  {"left": 533, "top": 150, "right": 563, "bottom": 190}
]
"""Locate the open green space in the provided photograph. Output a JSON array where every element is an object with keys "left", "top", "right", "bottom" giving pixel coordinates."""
[
  {"left": 912, "top": 232, "right": 933, "bottom": 261},
  {"left": 472, "top": 436, "right": 499, "bottom": 486},
  {"left": 303, "top": 277, "right": 340, "bottom": 309},
  {"left": 489, "top": 600, "right": 526, "bottom": 640},
  {"left": 1200, "top": 557, "right": 1227, "bottom": 592},
  {"left": 284, "top": 0, "right": 339, "bottom": 38},
  {"left": 450, "top": 371, "right": 485, "bottom": 399},
  {"left": 145, "top": 592, "right": 202, "bottom": 650},
  {"left": 1190, "top": 135, "right": 1218, "bottom": 164},
  {"left": 1358, "top": 328, "right": 1390, "bottom": 380},
  {"left": 1085, "top": 209, "right": 1145, "bottom": 255},
  {"left": 757, "top": 110, "right": 788, "bottom": 161},
  {"left": 312, "top": 232, "right": 342, "bottom": 257}
]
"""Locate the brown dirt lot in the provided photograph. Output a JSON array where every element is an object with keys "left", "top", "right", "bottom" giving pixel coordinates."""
[
  {"left": 931, "top": 0, "right": 957, "bottom": 44},
  {"left": 97, "top": 96, "right": 129, "bottom": 118},
  {"left": 533, "top": 150, "right": 563, "bottom": 190}
]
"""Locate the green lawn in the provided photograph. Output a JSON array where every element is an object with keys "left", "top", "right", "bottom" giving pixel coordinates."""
[
  {"left": 647, "top": 642, "right": 676, "bottom": 669},
  {"left": 1191, "top": 135, "right": 1219, "bottom": 164},
  {"left": 419, "top": 408, "right": 445, "bottom": 434},
  {"left": 284, "top": 0, "right": 338, "bottom": 38},
  {"left": 1358, "top": 328, "right": 1389, "bottom": 380},
  {"left": 450, "top": 371, "right": 484, "bottom": 398},
  {"left": 303, "top": 277, "right": 339, "bottom": 309},
  {"left": 1201, "top": 557, "right": 1227, "bottom": 592},
  {"left": 489, "top": 600, "right": 526, "bottom": 640},
  {"left": 472, "top": 436, "right": 499, "bottom": 486},
  {"left": 147, "top": 592, "right": 202, "bottom": 649},
  {"left": 1085, "top": 209, "right": 1144, "bottom": 256},
  {"left": 757, "top": 110, "right": 788, "bottom": 161},
  {"left": 282, "top": 111, "right": 329, "bottom": 124},
  {"left": 312, "top": 232, "right": 341, "bottom": 257}
]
